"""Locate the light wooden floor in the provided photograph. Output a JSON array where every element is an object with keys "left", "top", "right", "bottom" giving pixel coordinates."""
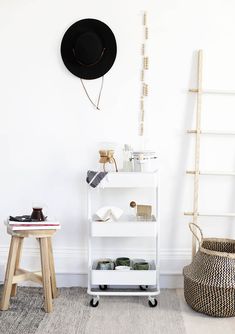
[{"left": 177, "top": 289, "right": 235, "bottom": 334}]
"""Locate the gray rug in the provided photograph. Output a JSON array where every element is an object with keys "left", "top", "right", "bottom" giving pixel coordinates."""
[{"left": 0, "top": 287, "right": 186, "bottom": 334}]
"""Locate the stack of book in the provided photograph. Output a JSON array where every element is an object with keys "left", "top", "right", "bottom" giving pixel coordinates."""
[{"left": 7, "top": 216, "right": 61, "bottom": 231}]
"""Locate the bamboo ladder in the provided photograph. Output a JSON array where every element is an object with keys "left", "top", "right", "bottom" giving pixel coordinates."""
[{"left": 184, "top": 49, "right": 235, "bottom": 257}]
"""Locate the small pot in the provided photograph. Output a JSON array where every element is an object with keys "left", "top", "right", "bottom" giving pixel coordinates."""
[
  {"left": 115, "top": 257, "right": 130, "bottom": 267},
  {"left": 131, "top": 151, "right": 157, "bottom": 172},
  {"left": 96, "top": 259, "right": 114, "bottom": 270},
  {"left": 133, "top": 262, "right": 150, "bottom": 270},
  {"left": 30, "top": 207, "right": 45, "bottom": 221}
]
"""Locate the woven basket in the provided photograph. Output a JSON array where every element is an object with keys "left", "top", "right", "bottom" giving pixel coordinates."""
[{"left": 183, "top": 223, "right": 235, "bottom": 317}]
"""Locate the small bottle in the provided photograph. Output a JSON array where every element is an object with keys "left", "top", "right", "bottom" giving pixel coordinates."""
[{"left": 123, "top": 144, "right": 133, "bottom": 172}]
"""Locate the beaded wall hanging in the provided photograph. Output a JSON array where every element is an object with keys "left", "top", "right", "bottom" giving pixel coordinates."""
[{"left": 139, "top": 11, "right": 149, "bottom": 136}]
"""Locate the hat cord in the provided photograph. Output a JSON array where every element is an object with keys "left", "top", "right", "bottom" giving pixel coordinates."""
[{"left": 80, "top": 76, "right": 104, "bottom": 110}]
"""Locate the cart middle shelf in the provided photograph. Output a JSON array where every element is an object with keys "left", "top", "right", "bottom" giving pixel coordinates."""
[{"left": 91, "top": 216, "right": 157, "bottom": 237}]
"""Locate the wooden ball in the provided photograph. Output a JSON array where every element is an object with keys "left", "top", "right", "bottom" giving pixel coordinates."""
[{"left": 130, "top": 201, "right": 136, "bottom": 208}]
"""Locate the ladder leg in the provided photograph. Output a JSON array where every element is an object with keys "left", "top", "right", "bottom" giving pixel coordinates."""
[{"left": 192, "top": 49, "right": 203, "bottom": 257}]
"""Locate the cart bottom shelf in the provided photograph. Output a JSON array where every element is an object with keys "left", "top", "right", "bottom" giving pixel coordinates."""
[
  {"left": 88, "top": 287, "right": 160, "bottom": 297},
  {"left": 91, "top": 265, "right": 158, "bottom": 286}
]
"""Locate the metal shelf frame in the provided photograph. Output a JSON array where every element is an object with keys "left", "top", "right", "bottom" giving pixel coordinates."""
[{"left": 87, "top": 171, "right": 160, "bottom": 307}]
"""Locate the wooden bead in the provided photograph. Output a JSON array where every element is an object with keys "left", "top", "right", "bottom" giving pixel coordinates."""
[
  {"left": 130, "top": 201, "right": 137, "bottom": 208},
  {"left": 143, "top": 83, "right": 148, "bottom": 96},
  {"left": 144, "top": 57, "right": 149, "bottom": 70}
]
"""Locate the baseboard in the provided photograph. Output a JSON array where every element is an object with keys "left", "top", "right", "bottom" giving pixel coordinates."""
[
  {"left": 0, "top": 246, "right": 190, "bottom": 288},
  {"left": 55, "top": 272, "right": 184, "bottom": 289},
  {"left": 13, "top": 273, "right": 183, "bottom": 289}
]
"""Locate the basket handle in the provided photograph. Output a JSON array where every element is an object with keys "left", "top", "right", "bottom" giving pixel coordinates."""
[{"left": 189, "top": 223, "right": 203, "bottom": 246}]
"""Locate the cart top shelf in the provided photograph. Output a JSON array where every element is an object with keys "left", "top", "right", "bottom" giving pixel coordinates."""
[{"left": 97, "top": 171, "right": 158, "bottom": 188}]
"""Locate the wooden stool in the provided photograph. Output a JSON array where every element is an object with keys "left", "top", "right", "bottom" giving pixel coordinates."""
[{"left": 0, "top": 227, "right": 58, "bottom": 313}]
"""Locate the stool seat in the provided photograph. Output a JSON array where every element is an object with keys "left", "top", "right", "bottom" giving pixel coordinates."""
[{"left": 1, "top": 227, "right": 58, "bottom": 313}]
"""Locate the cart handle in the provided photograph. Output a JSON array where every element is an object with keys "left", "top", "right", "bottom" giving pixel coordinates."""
[{"left": 189, "top": 223, "right": 203, "bottom": 246}]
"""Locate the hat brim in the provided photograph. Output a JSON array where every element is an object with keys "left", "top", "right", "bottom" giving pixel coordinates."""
[{"left": 61, "top": 18, "right": 117, "bottom": 80}]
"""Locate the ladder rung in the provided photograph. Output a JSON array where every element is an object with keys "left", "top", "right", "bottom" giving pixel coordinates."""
[
  {"left": 189, "top": 89, "right": 235, "bottom": 94},
  {"left": 187, "top": 130, "right": 235, "bottom": 135},
  {"left": 184, "top": 212, "right": 235, "bottom": 217},
  {"left": 186, "top": 170, "right": 235, "bottom": 176}
]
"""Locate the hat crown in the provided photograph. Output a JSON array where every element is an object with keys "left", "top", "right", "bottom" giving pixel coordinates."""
[
  {"left": 74, "top": 32, "right": 103, "bottom": 66},
  {"left": 61, "top": 18, "right": 117, "bottom": 80}
]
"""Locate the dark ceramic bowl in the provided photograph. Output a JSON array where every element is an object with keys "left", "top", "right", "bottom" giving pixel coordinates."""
[
  {"left": 133, "top": 262, "right": 150, "bottom": 270},
  {"left": 115, "top": 257, "right": 131, "bottom": 267}
]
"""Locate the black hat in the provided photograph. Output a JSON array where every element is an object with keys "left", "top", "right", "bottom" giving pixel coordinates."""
[{"left": 61, "top": 18, "right": 117, "bottom": 80}]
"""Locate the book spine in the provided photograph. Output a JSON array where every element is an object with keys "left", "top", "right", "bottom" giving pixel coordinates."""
[
  {"left": 10, "top": 224, "right": 59, "bottom": 226},
  {"left": 11, "top": 225, "right": 61, "bottom": 230},
  {"left": 8, "top": 221, "right": 59, "bottom": 225}
]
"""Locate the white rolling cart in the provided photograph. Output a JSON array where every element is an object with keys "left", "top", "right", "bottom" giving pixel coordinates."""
[{"left": 87, "top": 171, "right": 160, "bottom": 308}]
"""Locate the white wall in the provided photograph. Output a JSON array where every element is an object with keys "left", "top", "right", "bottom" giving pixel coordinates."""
[{"left": 1, "top": 0, "right": 235, "bottom": 287}]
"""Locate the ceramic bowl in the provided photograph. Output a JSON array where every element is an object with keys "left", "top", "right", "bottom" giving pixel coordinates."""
[
  {"left": 132, "top": 258, "right": 146, "bottom": 264},
  {"left": 115, "top": 257, "right": 131, "bottom": 267},
  {"left": 133, "top": 262, "right": 150, "bottom": 270},
  {"left": 96, "top": 258, "right": 114, "bottom": 270}
]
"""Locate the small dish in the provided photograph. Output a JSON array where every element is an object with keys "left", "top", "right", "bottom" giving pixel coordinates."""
[{"left": 115, "top": 266, "right": 131, "bottom": 271}]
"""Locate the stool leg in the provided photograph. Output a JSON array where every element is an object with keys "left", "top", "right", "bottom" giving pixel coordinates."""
[
  {"left": 11, "top": 237, "right": 24, "bottom": 297},
  {"left": 1, "top": 237, "right": 20, "bottom": 310},
  {"left": 47, "top": 237, "right": 58, "bottom": 298},
  {"left": 39, "top": 237, "right": 53, "bottom": 313}
]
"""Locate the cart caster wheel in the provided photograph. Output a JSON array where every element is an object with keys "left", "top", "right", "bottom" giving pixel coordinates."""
[
  {"left": 148, "top": 299, "right": 158, "bottom": 308},
  {"left": 90, "top": 298, "right": 99, "bottom": 307},
  {"left": 99, "top": 285, "right": 107, "bottom": 290},
  {"left": 139, "top": 285, "right": 148, "bottom": 291}
]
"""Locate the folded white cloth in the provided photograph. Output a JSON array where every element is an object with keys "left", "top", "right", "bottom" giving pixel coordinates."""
[{"left": 95, "top": 206, "right": 123, "bottom": 221}]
